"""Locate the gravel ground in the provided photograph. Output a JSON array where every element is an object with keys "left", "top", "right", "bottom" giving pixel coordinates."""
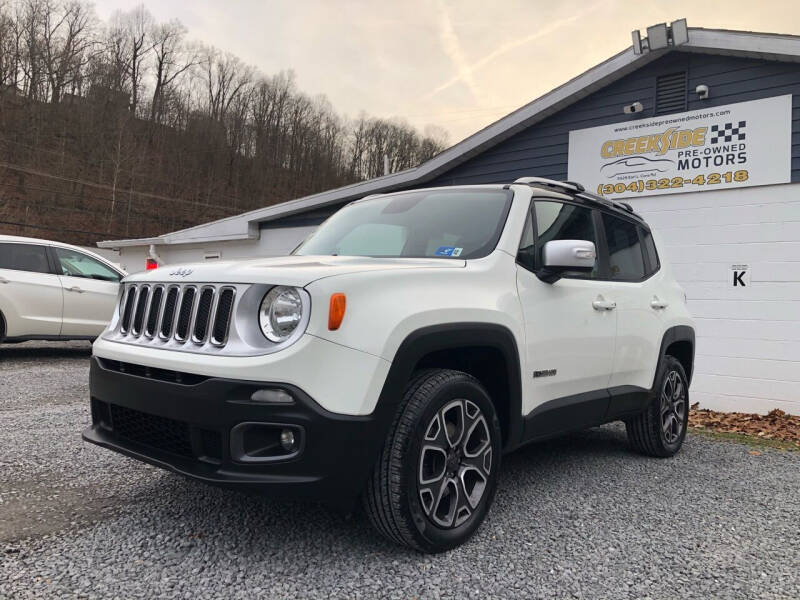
[{"left": 1, "top": 341, "right": 799, "bottom": 599}]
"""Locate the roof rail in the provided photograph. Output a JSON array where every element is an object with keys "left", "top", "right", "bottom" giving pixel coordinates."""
[
  {"left": 513, "top": 177, "right": 644, "bottom": 220},
  {"left": 513, "top": 177, "right": 584, "bottom": 193}
]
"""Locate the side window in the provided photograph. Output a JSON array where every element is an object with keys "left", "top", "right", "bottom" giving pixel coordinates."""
[
  {"left": 534, "top": 200, "right": 600, "bottom": 278},
  {"left": 53, "top": 247, "right": 121, "bottom": 282},
  {"left": 602, "top": 214, "right": 645, "bottom": 280},
  {"left": 641, "top": 228, "right": 660, "bottom": 275},
  {"left": 0, "top": 243, "right": 51, "bottom": 274}
]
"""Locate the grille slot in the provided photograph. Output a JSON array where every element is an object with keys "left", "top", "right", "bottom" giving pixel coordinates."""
[
  {"left": 160, "top": 286, "right": 179, "bottom": 339},
  {"left": 145, "top": 286, "right": 164, "bottom": 337},
  {"left": 131, "top": 286, "right": 149, "bottom": 336},
  {"left": 109, "top": 403, "right": 193, "bottom": 458},
  {"left": 114, "top": 282, "right": 237, "bottom": 349},
  {"left": 192, "top": 287, "right": 215, "bottom": 343},
  {"left": 175, "top": 287, "right": 196, "bottom": 342},
  {"left": 120, "top": 286, "right": 137, "bottom": 333},
  {"left": 211, "top": 288, "right": 235, "bottom": 346},
  {"left": 97, "top": 358, "right": 209, "bottom": 385}
]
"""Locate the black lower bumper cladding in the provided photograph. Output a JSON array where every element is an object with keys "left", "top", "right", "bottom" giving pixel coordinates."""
[{"left": 83, "top": 356, "right": 385, "bottom": 510}]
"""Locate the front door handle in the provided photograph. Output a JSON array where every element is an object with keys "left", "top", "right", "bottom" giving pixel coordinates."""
[
  {"left": 66, "top": 286, "right": 84, "bottom": 293},
  {"left": 650, "top": 298, "right": 669, "bottom": 310},
  {"left": 592, "top": 298, "right": 616, "bottom": 311},
  {"left": 0, "top": 276, "right": 8, "bottom": 284}
]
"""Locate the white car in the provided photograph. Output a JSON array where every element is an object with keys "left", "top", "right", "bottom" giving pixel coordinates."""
[
  {"left": 0, "top": 235, "right": 125, "bottom": 342},
  {"left": 84, "top": 178, "right": 694, "bottom": 552}
]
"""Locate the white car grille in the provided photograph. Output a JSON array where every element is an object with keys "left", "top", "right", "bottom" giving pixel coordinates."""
[{"left": 118, "top": 283, "right": 236, "bottom": 348}]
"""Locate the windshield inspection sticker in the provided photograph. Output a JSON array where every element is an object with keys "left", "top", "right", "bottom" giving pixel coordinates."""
[{"left": 435, "top": 246, "right": 463, "bottom": 257}]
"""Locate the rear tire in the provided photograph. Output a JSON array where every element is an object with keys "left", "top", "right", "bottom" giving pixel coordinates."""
[
  {"left": 626, "top": 355, "right": 689, "bottom": 457},
  {"left": 363, "top": 369, "right": 501, "bottom": 553}
]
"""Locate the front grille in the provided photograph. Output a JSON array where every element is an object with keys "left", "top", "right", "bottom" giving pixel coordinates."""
[
  {"left": 91, "top": 399, "right": 223, "bottom": 463},
  {"left": 109, "top": 403, "right": 193, "bottom": 458},
  {"left": 97, "top": 358, "right": 209, "bottom": 385},
  {"left": 114, "top": 282, "right": 238, "bottom": 350}
]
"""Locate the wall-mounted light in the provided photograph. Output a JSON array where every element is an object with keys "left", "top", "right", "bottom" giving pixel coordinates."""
[
  {"left": 623, "top": 101, "right": 644, "bottom": 115},
  {"left": 631, "top": 18, "right": 689, "bottom": 55},
  {"left": 647, "top": 24, "right": 669, "bottom": 50},
  {"left": 695, "top": 84, "right": 709, "bottom": 100},
  {"left": 672, "top": 19, "right": 689, "bottom": 45},
  {"left": 632, "top": 30, "right": 642, "bottom": 55}
]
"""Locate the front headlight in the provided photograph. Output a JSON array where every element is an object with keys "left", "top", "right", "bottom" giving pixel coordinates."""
[{"left": 258, "top": 286, "right": 303, "bottom": 343}]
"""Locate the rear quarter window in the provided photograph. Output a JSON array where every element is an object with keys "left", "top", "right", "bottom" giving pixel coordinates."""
[
  {"left": 0, "top": 243, "right": 51, "bottom": 274},
  {"left": 601, "top": 214, "right": 646, "bottom": 281},
  {"left": 641, "top": 228, "right": 660, "bottom": 276}
]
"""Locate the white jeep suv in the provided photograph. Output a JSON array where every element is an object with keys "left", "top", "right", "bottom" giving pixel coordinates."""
[{"left": 84, "top": 178, "right": 694, "bottom": 552}]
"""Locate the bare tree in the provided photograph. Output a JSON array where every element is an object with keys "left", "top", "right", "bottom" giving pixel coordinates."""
[
  {"left": 111, "top": 4, "right": 151, "bottom": 113},
  {"left": 41, "top": 0, "right": 94, "bottom": 103},
  {"left": 148, "top": 18, "right": 194, "bottom": 123},
  {"left": 0, "top": 0, "right": 450, "bottom": 246}
]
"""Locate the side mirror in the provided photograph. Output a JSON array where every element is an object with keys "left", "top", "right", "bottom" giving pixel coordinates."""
[{"left": 539, "top": 239, "right": 596, "bottom": 283}]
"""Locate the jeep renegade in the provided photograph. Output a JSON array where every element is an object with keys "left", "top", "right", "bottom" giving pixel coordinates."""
[{"left": 84, "top": 177, "right": 695, "bottom": 553}]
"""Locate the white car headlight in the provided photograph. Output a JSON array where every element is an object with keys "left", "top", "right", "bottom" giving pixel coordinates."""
[{"left": 258, "top": 286, "right": 304, "bottom": 343}]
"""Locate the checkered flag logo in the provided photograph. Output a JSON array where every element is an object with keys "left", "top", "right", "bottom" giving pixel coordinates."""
[{"left": 710, "top": 121, "right": 746, "bottom": 144}]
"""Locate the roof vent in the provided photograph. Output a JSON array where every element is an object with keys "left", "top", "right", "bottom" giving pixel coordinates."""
[{"left": 655, "top": 72, "right": 688, "bottom": 115}]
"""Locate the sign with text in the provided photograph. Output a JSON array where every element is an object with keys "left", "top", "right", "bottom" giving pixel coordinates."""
[
  {"left": 730, "top": 264, "right": 751, "bottom": 287},
  {"left": 567, "top": 95, "right": 792, "bottom": 198}
]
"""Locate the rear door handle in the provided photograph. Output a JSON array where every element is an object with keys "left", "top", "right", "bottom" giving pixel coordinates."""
[
  {"left": 650, "top": 299, "right": 669, "bottom": 310},
  {"left": 0, "top": 276, "right": 8, "bottom": 284},
  {"left": 592, "top": 298, "right": 616, "bottom": 311},
  {"left": 66, "top": 286, "right": 84, "bottom": 293}
]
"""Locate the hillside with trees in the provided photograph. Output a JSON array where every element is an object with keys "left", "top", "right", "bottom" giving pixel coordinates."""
[{"left": 0, "top": 1, "right": 448, "bottom": 246}]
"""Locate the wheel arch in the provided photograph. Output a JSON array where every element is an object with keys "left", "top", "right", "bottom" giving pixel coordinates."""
[
  {"left": 376, "top": 323, "right": 523, "bottom": 452},
  {"left": 658, "top": 325, "right": 695, "bottom": 386}
]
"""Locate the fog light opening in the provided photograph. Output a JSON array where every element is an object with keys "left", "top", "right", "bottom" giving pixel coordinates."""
[
  {"left": 280, "top": 428, "right": 297, "bottom": 452},
  {"left": 230, "top": 422, "right": 304, "bottom": 463}
]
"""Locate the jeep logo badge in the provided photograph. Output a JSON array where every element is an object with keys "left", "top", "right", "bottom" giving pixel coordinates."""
[{"left": 169, "top": 268, "right": 193, "bottom": 277}]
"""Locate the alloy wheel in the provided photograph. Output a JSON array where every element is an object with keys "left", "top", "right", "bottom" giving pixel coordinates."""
[
  {"left": 660, "top": 370, "right": 686, "bottom": 444},
  {"left": 417, "top": 399, "right": 493, "bottom": 529}
]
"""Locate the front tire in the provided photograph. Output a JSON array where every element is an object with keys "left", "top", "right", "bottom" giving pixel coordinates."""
[
  {"left": 363, "top": 369, "right": 502, "bottom": 553},
  {"left": 626, "top": 355, "right": 689, "bottom": 457}
]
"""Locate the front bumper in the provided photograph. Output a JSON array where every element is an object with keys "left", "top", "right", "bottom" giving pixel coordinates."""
[{"left": 83, "top": 356, "right": 386, "bottom": 510}]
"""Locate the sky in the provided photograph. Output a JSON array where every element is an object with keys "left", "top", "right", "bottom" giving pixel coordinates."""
[{"left": 91, "top": 0, "right": 800, "bottom": 145}]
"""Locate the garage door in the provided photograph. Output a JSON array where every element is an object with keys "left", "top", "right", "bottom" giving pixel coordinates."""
[{"left": 628, "top": 183, "right": 800, "bottom": 416}]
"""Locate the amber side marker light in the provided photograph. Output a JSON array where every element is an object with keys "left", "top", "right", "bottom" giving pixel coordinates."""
[{"left": 328, "top": 293, "right": 346, "bottom": 330}]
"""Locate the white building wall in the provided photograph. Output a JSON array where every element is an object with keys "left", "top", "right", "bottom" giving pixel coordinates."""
[
  {"left": 117, "top": 225, "right": 316, "bottom": 273},
  {"left": 627, "top": 182, "right": 800, "bottom": 416}
]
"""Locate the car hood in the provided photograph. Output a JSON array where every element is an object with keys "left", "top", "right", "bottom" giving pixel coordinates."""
[{"left": 124, "top": 255, "right": 466, "bottom": 286}]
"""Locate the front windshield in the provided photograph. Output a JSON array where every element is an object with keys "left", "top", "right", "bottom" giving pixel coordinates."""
[{"left": 294, "top": 188, "right": 512, "bottom": 259}]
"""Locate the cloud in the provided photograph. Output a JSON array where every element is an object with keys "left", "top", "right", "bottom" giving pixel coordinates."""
[
  {"left": 426, "top": 0, "right": 609, "bottom": 99},
  {"left": 433, "top": 0, "right": 484, "bottom": 102}
]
